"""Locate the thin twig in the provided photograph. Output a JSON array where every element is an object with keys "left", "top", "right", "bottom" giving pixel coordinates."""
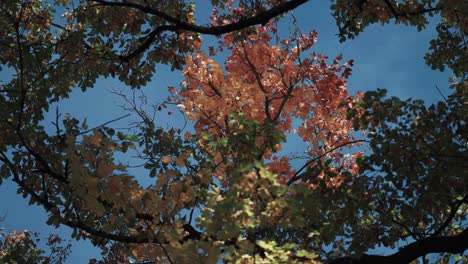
[
  {"left": 435, "top": 85, "right": 448, "bottom": 103},
  {"left": 287, "top": 139, "right": 368, "bottom": 185},
  {"left": 77, "top": 114, "right": 131, "bottom": 136}
]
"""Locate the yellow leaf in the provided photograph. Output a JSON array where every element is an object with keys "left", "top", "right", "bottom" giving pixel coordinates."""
[{"left": 161, "top": 156, "right": 172, "bottom": 163}]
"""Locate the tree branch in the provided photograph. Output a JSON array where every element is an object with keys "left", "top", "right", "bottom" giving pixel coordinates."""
[
  {"left": 330, "top": 228, "right": 468, "bottom": 264},
  {"left": 118, "top": 25, "right": 177, "bottom": 62},
  {"left": 91, "top": 0, "right": 308, "bottom": 35},
  {"left": 382, "top": 0, "right": 444, "bottom": 19},
  {"left": 91, "top": 0, "right": 309, "bottom": 61},
  {"left": 76, "top": 114, "right": 130, "bottom": 136},
  {"left": 431, "top": 195, "right": 468, "bottom": 237},
  {"left": 287, "top": 140, "right": 367, "bottom": 186}
]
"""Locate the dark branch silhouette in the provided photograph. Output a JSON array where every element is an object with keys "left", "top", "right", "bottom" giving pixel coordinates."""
[
  {"left": 91, "top": 0, "right": 309, "bottom": 61},
  {"left": 330, "top": 229, "right": 468, "bottom": 264}
]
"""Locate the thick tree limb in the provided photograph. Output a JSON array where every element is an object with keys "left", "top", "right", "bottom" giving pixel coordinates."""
[
  {"left": 91, "top": 0, "right": 309, "bottom": 35},
  {"left": 330, "top": 228, "right": 468, "bottom": 264},
  {"left": 91, "top": 0, "right": 309, "bottom": 61}
]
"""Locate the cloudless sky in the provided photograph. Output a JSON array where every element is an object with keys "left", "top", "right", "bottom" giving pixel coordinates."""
[{"left": 0, "top": 0, "right": 453, "bottom": 262}]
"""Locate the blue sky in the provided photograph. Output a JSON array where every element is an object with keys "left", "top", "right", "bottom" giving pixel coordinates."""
[{"left": 0, "top": 1, "right": 453, "bottom": 263}]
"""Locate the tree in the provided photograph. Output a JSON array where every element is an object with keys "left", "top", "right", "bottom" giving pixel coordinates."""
[
  {"left": 329, "top": 81, "right": 467, "bottom": 263},
  {"left": 0, "top": 228, "right": 71, "bottom": 263},
  {"left": 330, "top": 0, "right": 466, "bottom": 77},
  {"left": 0, "top": 0, "right": 466, "bottom": 263}
]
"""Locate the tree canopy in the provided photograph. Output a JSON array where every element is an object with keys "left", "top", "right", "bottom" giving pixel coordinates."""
[
  {"left": 0, "top": 228, "right": 71, "bottom": 263},
  {"left": 0, "top": 0, "right": 466, "bottom": 263}
]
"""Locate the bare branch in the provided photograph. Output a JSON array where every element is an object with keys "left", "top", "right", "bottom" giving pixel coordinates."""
[{"left": 77, "top": 114, "right": 131, "bottom": 136}]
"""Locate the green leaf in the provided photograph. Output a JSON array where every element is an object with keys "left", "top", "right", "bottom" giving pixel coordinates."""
[
  {"left": 296, "top": 249, "right": 318, "bottom": 259},
  {"left": 257, "top": 240, "right": 277, "bottom": 251},
  {"left": 124, "top": 135, "right": 138, "bottom": 142}
]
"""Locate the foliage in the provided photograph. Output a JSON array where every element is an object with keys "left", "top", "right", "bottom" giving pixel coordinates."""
[
  {"left": 0, "top": 0, "right": 466, "bottom": 263},
  {"left": 336, "top": 81, "right": 467, "bottom": 263},
  {"left": 330, "top": 0, "right": 467, "bottom": 77},
  {"left": 0, "top": 229, "right": 71, "bottom": 263}
]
